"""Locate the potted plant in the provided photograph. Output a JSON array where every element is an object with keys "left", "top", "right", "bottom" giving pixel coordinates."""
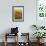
[{"left": 33, "top": 32, "right": 46, "bottom": 43}]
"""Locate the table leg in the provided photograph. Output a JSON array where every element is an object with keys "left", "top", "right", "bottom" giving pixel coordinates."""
[
  {"left": 16, "top": 34, "right": 18, "bottom": 46},
  {"left": 4, "top": 34, "right": 7, "bottom": 46}
]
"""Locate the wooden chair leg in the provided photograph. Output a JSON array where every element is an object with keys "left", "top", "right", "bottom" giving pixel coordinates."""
[
  {"left": 4, "top": 33, "right": 7, "bottom": 46},
  {"left": 15, "top": 34, "right": 18, "bottom": 46},
  {"left": 17, "top": 34, "right": 18, "bottom": 46},
  {"left": 4, "top": 41, "right": 7, "bottom": 46}
]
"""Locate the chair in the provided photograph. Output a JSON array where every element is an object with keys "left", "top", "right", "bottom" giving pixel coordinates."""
[
  {"left": 18, "top": 33, "right": 30, "bottom": 46},
  {"left": 4, "top": 33, "right": 18, "bottom": 46},
  {"left": 4, "top": 27, "right": 19, "bottom": 46}
]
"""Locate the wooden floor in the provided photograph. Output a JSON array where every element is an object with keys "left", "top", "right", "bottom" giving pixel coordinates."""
[{"left": 0, "top": 42, "right": 46, "bottom": 46}]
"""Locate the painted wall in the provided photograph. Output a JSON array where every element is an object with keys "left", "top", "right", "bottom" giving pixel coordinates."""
[
  {"left": 0, "top": 0, "right": 36, "bottom": 34},
  {"left": 0, "top": 0, "right": 37, "bottom": 42}
]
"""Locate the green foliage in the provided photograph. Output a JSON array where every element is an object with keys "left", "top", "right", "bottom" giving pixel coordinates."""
[
  {"left": 33, "top": 32, "right": 46, "bottom": 39},
  {"left": 32, "top": 24, "right": 45, "bottom": 30},
  {"left": 40, "top": 26, "right": 45, "bottom": 29},
  {"left": 32, "top": 25, "right": 39, "bottom": 30}
]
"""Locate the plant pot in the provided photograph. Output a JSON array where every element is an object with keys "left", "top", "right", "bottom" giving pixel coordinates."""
[
  {"left": 37, "top": 39, "right": 40, "bottom": 43},
  {"left": 37, "top": 39, "right": 45, "bottom": 44},
  {"left": 40, "top": 38, "right": 45, "bottom": 43}
]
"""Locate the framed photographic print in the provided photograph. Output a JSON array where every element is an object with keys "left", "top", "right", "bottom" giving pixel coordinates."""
[{"left": 12, "top": 6, "right": 24, "bottom": 22}]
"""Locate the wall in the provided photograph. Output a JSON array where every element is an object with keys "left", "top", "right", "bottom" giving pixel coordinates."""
[{"left": 0, "top": 0, "right": 36, "bottom": 42}]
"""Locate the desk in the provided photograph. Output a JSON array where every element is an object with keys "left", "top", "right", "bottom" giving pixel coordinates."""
[
  {"left": 4, "top": 33, "right": 18, "bottom": 46},
  {"left": 4, "top": 33, "right": 30, "bottom": 46}
]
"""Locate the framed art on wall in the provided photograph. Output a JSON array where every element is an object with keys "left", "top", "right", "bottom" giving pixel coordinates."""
[
  {"left": 37, "top": 0, "right": 46, "bottom": 18},
  {"left": 36, "top": 0, "right": 46, "bottom": 27},
  {"left": 12, "top": 6, "right": 24, "bottom": 22}
]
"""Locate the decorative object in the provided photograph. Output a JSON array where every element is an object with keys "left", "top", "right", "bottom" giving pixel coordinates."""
[
  {"left": 33, "top": 32, "right": 46, "bottom": 43},
  {"left": 36, "top": 0, "right": 46, "bottom": 27},
  {"left": 12, "top": 6, "right": 24, "bottom": 22},
  {"left": 37, "top": 0, "right": 46, "bottom": 18},
  {"left": 33, "top": 32, "right": 46, "bottom": 39}
]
